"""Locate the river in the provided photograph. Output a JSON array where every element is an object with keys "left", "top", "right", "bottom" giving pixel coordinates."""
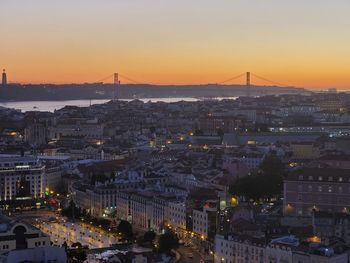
[{"left": 0, "top": 97, "right": 237, "bottom": 112}]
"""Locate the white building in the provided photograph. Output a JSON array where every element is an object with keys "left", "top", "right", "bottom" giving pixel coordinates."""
[
  {"left": 0, "top": 214, "right": 50, "bottom": 254},
  {"left": 215, "top": 234, "right": 348, "bottom": 263},
  {"left": 193, "top": 209, "right": 208, "bottom": 239},
  {"left": 214, "top": 234, "right": 266, "bottom": 263},
  {"left": 48, "top": 122, "right": 104, "bottom": 140},
  {"left": 72, "top": 171, "right": 145, "bottom": 217},
  {"left": 0, "top": 246, "right": 67, "bottom": 263},
  {"left": 0, "top": 157, "right": 46, "bottom": 201},
  {"left": 116, "top": 190, "right": 183, "bottom": 233},
  {"left": 166, "top": 201, "right": 186, "bottom": 230},
  {"left": 192, "top": 202, "right": 217, "bottom": 239}
]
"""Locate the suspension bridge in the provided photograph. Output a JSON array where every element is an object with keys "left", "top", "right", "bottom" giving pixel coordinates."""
[{"left": 94, "top": 72, "right": 289, "bottom": 100}]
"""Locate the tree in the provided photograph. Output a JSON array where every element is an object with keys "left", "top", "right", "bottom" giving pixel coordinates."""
[
  {"left": 217, "top": 128, "right": 224, "bottom": 137},
  {"left": 61, "top": 200, "right": 82, "bottom": 219},
  {"left": 117, "top": 220, "right": 133, "bottom": 239},
  {"left": 229, "top": 154, "right": 284, "bottom": 201},
  {"left": 110, "top": 171, "right": 116, "bottom": 181},
  {"left": 194, "top": 128, "right": 203, "bottom": 136},
  {"left": 67, "top": 248, "right": 87, "bottom": 263},
  {"left": 158, "top": 231, "right": 179, "bottom": 254},
  {"left": 259, "top": 154, "right": 284, "bottom": 177},
  {"left": 143, "top": 230, "right": 156, "bottom": 244},
  {"left": 150, "top": 126, "right": 156, "bottom": 134}
]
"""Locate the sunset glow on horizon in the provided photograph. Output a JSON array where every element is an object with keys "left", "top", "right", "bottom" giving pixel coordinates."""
[{"left": 1, "top": 0, "right": 350, "bottom": 89}]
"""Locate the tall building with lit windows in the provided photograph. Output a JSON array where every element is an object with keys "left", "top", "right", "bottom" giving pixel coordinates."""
[{"left": 0, "top": 157, "right": 46, "bottom": 201}]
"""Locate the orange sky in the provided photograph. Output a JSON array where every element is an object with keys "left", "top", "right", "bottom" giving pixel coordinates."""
[{"left": 1, "top": 0, "right": 350, "bottom": 90}]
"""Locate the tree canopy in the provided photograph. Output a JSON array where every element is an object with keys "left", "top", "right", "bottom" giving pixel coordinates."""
[
  {"left": 117, "top": 220, "right": 133, "bottom": 239},
  {"left": 61, "top": 200, "right": 84, "bottom": 219},
  {"left": 143, "top": 230, "right": 156, "bottom": 243},
  {"left": 229, "top": 154, "right": 284, "bottom": 201},
  {"left": 158, "top": 231, "right": 179, "bottom": 254}
]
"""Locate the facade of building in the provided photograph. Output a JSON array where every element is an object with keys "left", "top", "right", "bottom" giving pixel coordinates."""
[
  {"left": 0, "top": 157, "right": 46, "bottom": 201},
  {"left": 193, "top": 209, "right": 209, "bottom": 239},
  {"left": 192, "top": 202, "right": 217, "bottom": 239},
  {"left": 284, "top": 168, "right": 350, "bottom": 216},
  {"left": 215, "top": 234, "right": 347, "bottom": 263},
  {"left": 0, "top": 214, "right": 50, "bottom": 253},
  {"left": 72, "top": 171, "right": 145, "bottom": 217},
  {"left": 0, "top": 246, "right": 67, "bottom": 263},
  {"left": 318, "top": 99, "right": 344, "bottom": 112},
  {"left": 48, "top": 123, "right": 104, "bottom": 140},
  {"left": 24, "top": 123, "right": 47, "bottom": 146},
  {"left": 199, "top": 116, "right": 243, "bottom": 135},
  {"left": 166, "top": 201, "right": 186, "bottom": 231},
  {"left": 313, "top": 211, "right": 350, "bottom": 245},
  {"left": 115, "top": 190, "right": 182, "bottom": 233},
  {"left": 214, "top": 234, "right": 266, "bottom": 263},
  {"left": 289, "top": 142, "right": 320, "bottom": 160}
]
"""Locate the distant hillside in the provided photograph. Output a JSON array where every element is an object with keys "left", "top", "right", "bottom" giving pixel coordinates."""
[{"left": 0, "top": 83, "right": 309, "bottom": 101}]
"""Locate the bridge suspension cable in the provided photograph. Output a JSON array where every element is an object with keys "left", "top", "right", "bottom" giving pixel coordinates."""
[
  {"left": 218, "top": 73, "right": 246, "bottom": 84},
  {"left": 118, "top": 73, "right": 150, "bottom": 85},
  {"left": 251, "top": 73, "right": 288, "bottom": 87},
  {"left": 94, "top": 74, "right": 114, "bottom": 83}
]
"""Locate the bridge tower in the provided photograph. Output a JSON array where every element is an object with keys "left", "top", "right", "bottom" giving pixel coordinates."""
[
  {"left": 2, "top": 69, "right": 7, "bottom": 86},
  {"left": 246, "top": 72, "right": 251, "bottom": 97},
  {"left": 113, "top": 73, "right": 120, "bottom": 101}
]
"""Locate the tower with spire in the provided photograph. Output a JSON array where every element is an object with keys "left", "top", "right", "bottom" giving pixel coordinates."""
[{"left": 2, "top": 69, "right": 7, "bottom": 86}]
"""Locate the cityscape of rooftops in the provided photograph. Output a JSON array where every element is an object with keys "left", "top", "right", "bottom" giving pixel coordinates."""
[{"left": 1, "top": 1, "right": 350, "bottom": 263}]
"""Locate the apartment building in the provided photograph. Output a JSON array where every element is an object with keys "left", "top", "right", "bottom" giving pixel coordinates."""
[
  {"left": 115, "top": 190, "right": 182, "bottom": 233},
  {"left": 166, "top": 201, "right": 186, "bottom": 230},
  {"left": 284, "top": 167, "right": 350, "bottom": 216},
  {"left": 0, "top": 157, "right": 45, "bottom": 201},
  {"left": 214, "top": 234, "right": 266, "bottom": 263},
  {"left": 192, "top": 201, "right": 217, "bottom": 239},
  {"left": 215, "top": 234, "right": 347, "bottom": 263}
]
